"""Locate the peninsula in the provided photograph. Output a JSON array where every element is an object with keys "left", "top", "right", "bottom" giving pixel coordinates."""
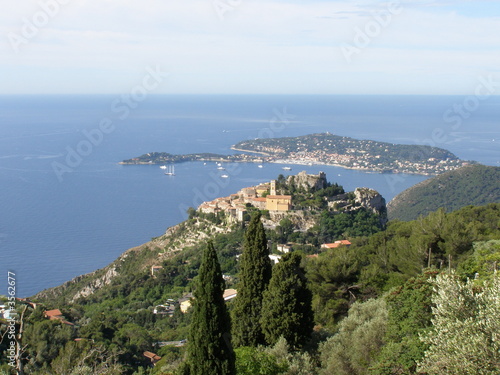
[{"left": 120, "top": 133, "right": 470, "bottom": 175}]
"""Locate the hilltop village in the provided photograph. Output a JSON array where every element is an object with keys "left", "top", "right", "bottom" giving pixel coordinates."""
[
  {"left": 198, "top": 179, "right": 291, "bottom": 222},
  {"left": 148, "top": 171, "right": 371, "bottom": 335},
  {"left": 197, "top": 171, "right": 386, "bottom": 227}
]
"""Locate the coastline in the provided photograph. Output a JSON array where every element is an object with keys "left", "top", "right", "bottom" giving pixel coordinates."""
[
  {"left": 229, "top": 146, "right": 271, "bottom": 156},
  {"left": 119, "top": 157, "right": 442, "bottom": 176},
  {"left": 119, "top": 134, "right": 470, "bottom": 176}
]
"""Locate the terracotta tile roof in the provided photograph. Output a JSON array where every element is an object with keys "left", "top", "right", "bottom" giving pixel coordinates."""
[
  {"left": 336, "top": 240, "right": 351, "bottom": 245},
  {"left": 45, "top": 309, "right": 63, "bottom": 318},
  {"left": 322, "top": 244, "right": 336, "bottom": 248},
  {"left": 253, "top": 198, "right": 267, "bottom": 202},
  {"left": 321, "top": 240, "right": 351, "bottom": 249},
  {"left": 143, "top": 351, "right": 161, "bottom": 362}
]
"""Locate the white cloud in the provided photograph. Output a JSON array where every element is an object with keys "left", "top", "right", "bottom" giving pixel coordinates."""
[{"left": 1, "top": 0, "right": 500, "bottom": 94}]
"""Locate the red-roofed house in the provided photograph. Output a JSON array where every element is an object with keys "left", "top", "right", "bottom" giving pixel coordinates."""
[
  {"left": 45, "top": 309, "right": 63, "bottom": 320},
  {"left": 321, "top": 240, "right": 351, "bottom": 249},
  {"left": 44, "top": 309, "right": 75, "bottom": 326},
  {"left": 143, "top": 351, "right": 162, "bottom": 365}
]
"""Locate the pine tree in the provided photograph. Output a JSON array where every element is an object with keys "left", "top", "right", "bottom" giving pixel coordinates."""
[
  {"left": 186, "top": 241, "right": 236, "bottom": 375},
  {"left": 232, "top": 211, "right": 272, "bottom": 347},
  {"left": 260, "top": 252, "right": 314, "bottom": 348}
]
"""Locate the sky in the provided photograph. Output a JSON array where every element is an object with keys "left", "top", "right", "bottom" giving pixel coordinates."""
[{"left": 1, "top": 0, "right": 500, "bottom": 95}]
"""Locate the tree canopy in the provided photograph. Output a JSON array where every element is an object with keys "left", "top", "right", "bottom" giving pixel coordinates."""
[
  {"left": 232, "top": 212, "right": 272, "bottom": 347},
  {"left": 186, "top": 241, "right": 235, "bottom": 375},
  {"left": 260, "top": 252, "right": 314, "bottom": 348}
]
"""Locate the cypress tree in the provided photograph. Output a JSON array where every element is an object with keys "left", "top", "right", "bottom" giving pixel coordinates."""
[
  {"left": 186, "top": 241, "right": 235, "bottom": 375},
  {"left": 232, "top": 211, "right": 272, "bottom": 347},
  {"left": 260, "top": 252, "right": 314, "bottom": 348}
]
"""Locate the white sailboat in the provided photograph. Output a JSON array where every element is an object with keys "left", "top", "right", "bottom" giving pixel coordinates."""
[{"left": 164, "top": 165, "right": 175, "bottom": 176}]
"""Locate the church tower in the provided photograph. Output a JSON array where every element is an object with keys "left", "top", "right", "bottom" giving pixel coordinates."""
[{"left": 270, "top": 180, "right": 276, "bottom": 195}]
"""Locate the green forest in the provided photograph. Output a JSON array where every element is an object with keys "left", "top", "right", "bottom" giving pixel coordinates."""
[
  {"left": 388, "top": 164, "right": 500, "bottom": 221},
  {"left": 1, "top": 177, "right": 499, "bottom": 374}
]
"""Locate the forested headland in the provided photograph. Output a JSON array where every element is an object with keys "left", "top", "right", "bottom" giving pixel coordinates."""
[{"left": 388, "top": 164, "right": 500, "bottom": 221}]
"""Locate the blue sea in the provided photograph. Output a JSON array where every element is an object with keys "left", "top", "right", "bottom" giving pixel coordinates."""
[{"left": 0, "top": 95, "right": 498, "bottom": 297}]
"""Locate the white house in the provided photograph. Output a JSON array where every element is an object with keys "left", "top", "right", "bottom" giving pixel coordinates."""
[{"left": 269, "top": 254, "right": 282, "bottom": 264}]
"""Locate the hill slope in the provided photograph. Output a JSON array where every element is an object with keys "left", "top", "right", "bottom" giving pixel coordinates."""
[
  {"left": 388, "top": 164, "right": 500, "bottom": 221},
  {"left": 33, "top": 172, "right": 386, "bottom": 304}
]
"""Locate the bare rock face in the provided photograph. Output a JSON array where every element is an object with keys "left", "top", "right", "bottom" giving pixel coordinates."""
[
  {"left": 264, "top": 210, "right": 317, "bottom": 231},
  {"left": 33, "top": 264, "right": 120, "bottom": 303},
  {"left": 354, "top": 187, "right": 387, "bottom": 219},
  {"left": 70, "top": 266, "right": 118, "bottom": 302},
  {"left": 288, "top": 171, "right": 327, "bottom": 191}
]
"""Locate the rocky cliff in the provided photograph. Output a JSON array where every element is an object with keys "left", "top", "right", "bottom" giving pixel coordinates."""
[
  {"left": 354, "top": 188, "right": 387, "bottom": 215},
  {"left": 287, "top": 171, "right": 327, "bottom": 191}
]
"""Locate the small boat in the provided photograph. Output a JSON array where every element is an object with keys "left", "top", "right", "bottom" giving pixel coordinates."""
[
  {"left": 160, "top": 165, "right": 167, "bottom": 170},
  {"left": 164, "top": 165, "right": 175, "bottom": 176},
  {"left": 221, "top": 174, "right": 229, "bottom": 178},
  {"left": 217, "top": 166, "right": 225, "bottom": 170},
  {"left": 282, "top": 167, "right": 292, "bottom": 170},
  {"left": 258, "top": 165, "right": 263, "bottom": 168}
]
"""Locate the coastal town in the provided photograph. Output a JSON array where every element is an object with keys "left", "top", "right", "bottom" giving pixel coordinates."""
[
  {"left": 232, "top": 133, "right": 470, "bottom": 175},
  {"left": 121, "top": 133, "right": 471, "bottom": 175}
]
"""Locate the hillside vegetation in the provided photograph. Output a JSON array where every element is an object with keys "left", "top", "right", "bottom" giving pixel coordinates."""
[
  {"left": 1, "top": 172, "right": 500, "bottom": 375},
  {"left": 388, "top": 164, "right": 500, "bottom": 221}
]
